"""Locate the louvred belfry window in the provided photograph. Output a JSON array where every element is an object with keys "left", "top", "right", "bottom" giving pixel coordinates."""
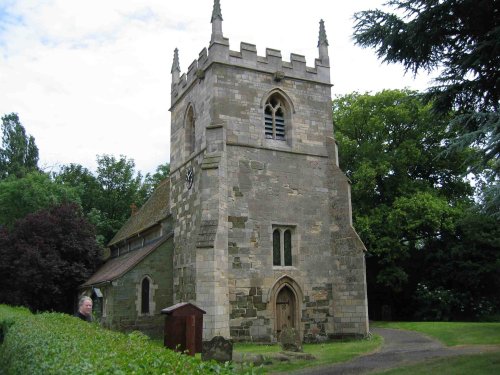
[{"left": 265, "top": 95, "right": 286, "bottom": 140}]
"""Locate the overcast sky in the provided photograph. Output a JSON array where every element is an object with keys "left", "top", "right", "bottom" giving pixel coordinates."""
[{"left": 0, "top": 0, "right": 434, "bottom": 175}]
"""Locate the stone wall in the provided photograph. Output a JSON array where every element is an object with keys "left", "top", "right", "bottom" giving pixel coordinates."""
[
  {"left": 100, "top": 238, "right": 174, "bottom": 339},
  {"left": 169, "top": 19, "right": 368, "bottom": 342}
]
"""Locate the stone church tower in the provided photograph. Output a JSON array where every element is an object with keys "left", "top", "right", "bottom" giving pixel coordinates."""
[{"left": 169, "top": 0, "right": 369, "bottom": 341}]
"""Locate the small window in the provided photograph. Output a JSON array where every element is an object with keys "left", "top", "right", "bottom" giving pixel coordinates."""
[
  {"left": 141, "top": 278, "right": 150, "bottom": 314},
  {"left": 264, "top": 95, "right": 286, "bottom": 140},
  {"left": 185, "top": 106, "right": 195, "bottom": 155},
  {"left": 273, "top": 229, "right": 281, "bottom": 266},
  {"left": 272, "top": 227, "right": 294, "bottom": 266},
  {"left": 284, "top": 230, "right": 292, "bottom": 266}
]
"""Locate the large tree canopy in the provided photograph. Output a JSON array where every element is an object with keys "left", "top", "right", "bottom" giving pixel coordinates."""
[
  {"left": 353, "top": 0, "right": 499, "bottom": 216},
  {"left": 0, "top": 203, "right": 102, "bottom": 313},
  {"left": 334, "top": 90, "right": 499, "bottom": 320},
  {"left": 0, "top": 113, "right": 39, "bottom": 180},
  {"left": 55, "top": 163, "right": 101, "bottom": 214},
  {"left": 0, "top": 171, "right": 79, "bottom": 228},
  {"left": 55, "top": 155, "right": 151, "bottom": 245}
]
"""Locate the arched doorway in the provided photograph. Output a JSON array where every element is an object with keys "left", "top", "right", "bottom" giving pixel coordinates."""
[
  {"left": 276, "top": 285, "right": 296, "bottom": 337},
  {"left": 268, "top": 275, "right": 303, "bottom": 340}
]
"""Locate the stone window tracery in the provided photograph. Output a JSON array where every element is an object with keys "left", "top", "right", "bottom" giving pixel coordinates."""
[{"left": 265, "top": 95, "right": 286, "bottom": 140}]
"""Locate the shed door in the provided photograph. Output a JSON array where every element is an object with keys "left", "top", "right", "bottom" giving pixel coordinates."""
[{"left": 276, "top": 286, "right": 295, "bottom": 337}]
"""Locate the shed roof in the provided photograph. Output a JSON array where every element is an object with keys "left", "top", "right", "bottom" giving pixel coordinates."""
[
  {"left": 81, "top": 234, "right": 172, "bottom": 287},
  {"left": 108, "top": 178, "right": 171, "bottom": 247},
  {"left": 161, "top": 302, "right": 206, "bottom": 315}
]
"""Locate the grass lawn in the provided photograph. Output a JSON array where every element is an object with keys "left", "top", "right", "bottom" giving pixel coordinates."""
[
  {"left": 370, "top": 321, "right": 500, "bottom": 375},
  {"left": 376, "top": 352, "right": 500, "bottom": 375},
  {"left": 234, "top": 335, "right": 383, "bottom": 374},
  {"left": 371, "top": 321, "right": 500, "bottom": 346}
]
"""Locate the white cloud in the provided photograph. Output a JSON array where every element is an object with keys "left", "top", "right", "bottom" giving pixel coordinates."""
[{"left": 0, "top": 0, "right": 434, "bottom": 175}]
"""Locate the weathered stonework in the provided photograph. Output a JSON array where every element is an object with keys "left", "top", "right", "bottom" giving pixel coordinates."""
[
  {"left": 84, "top": 0, "right": 368, "bottom": 343},
  {"left": 91, "top": 235, "right": 174, "bottom": 339},
  {"left": 168, "top": 1, "right": 369, "bottom": 342}
]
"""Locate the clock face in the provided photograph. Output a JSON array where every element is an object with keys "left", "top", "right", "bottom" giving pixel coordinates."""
[{"left": 185, "top": 166, "right": 194, "bottom": 189}]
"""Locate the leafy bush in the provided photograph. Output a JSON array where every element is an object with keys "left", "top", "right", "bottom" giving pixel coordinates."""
[
  {"left": 0, "top": 305, "right": 31, "bottom": 344},
  {"left": 413, "top": 283, "right": 498, "bottom": 321},
  {"left": 0, "top": 305, "right": 261, "bottom": 374}
]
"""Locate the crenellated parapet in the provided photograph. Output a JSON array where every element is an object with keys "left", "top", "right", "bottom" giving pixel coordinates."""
[{"left": 171, "top": 16, "right": 331, "bottom": 107}]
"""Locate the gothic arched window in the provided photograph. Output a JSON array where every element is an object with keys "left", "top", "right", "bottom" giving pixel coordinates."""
[
  {"left": 141, "top": 277, "right": 150, "bottom": 314},
  {"left": 264, "top": 94, "right": 286, "bottom": 140},
  {"left": 272, "top": 226, "right": 294, "bottom": 266},
  {"left": 273, "top": 229, "right": 281, "bottom": 266},
  {"left": 185, "top": 105, "right": 195, "bottom": 155},
  {"left": 284, "top": 229, "right": 292, "bottom": 266}
]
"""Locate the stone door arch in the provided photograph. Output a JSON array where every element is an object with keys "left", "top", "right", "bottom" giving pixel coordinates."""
[{"left": 268, "top": 275, "right": 303, "bottom": 340}]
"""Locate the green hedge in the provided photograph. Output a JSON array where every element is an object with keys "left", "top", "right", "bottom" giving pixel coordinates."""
[{"left": 0, "top": 305, "right": 260, "bottom": 374}]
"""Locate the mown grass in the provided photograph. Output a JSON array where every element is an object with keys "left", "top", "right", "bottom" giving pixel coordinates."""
[
  {"left": 372, "top": 321, "right": 500, "bottom": 346},
  {"left": 234, "top": 334, "right": 383, "bottom": 373},
  {"left": 376, "top": 352, "right": 500, "bottom": 375},
  {"left": 234, "top": 322, "right": 500, "bottom": 374}
]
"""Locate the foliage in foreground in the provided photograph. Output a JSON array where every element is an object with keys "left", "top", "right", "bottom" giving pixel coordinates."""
[{"left": 0, "top": 305, "right": 260, "bottom": 375}]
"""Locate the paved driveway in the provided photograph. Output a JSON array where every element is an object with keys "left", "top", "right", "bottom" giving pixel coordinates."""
[{"left": 291, "top": 328, "right": 498, "bottom": 375}]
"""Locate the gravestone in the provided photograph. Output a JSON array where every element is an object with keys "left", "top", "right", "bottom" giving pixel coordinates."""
[
  {"left": 279, "top": 327, "right": 303, "bottom": 352},
  {"left": 201, "top": 336, "right": 233, "bottom": 362}
]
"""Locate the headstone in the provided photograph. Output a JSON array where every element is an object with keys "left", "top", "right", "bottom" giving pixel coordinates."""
[
  {"left": 201, "top": 336, "right": 233, "bottom": 362},
  {"left": 279, "top": 327, "right": 302, "bottom": 352}
]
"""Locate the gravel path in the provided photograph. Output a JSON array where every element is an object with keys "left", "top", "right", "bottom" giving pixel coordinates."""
[{"left": 290, "top": 328, "right": 499, "bottom": 375}]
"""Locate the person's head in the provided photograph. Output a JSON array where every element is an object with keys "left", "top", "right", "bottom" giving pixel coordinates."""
[{"left": 78, "top": 296, "right": 93, "bottom": 317}]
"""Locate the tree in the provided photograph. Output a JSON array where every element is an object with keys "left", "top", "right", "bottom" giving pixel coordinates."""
[
  {"left": 55, "top": 163, "right": 101, "bottom": 214},
  {"left": 143, "top": 162, "right": 170, "bottom": 197},
  {"left": 93, "top": 154, "right": 148, "bottom": 244},
  {"left": 54, "top": 157, "right": 167, "bottom": 245},
  {"left": 0, "top": 113, "right": 39, "bottom": 179},
  {"left": 0, "top": 203, "right": 103, "bottom": 313},
  {"left": 333, "top": 90, "right": 480, "bottom": 319},
  {"left": 353, "top": 0, "right": 499, "bottom": 216},
  {"left": 413, "top": 209, "right": 500, "bottom": 320},
  {"left": 0, "top": 171, "right": 80, "bottom": 228}
]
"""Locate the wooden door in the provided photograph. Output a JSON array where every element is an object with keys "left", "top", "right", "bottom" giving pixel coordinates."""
[{"left": 276, "top": 286, "right": 295, "bottom": 337}]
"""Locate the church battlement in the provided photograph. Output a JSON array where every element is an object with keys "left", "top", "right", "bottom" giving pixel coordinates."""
[
  {"left": 171, "top": 41, "right": 330, "bottom": 103},
  {"left": 170, "top": 1, "right": 330, "bottom": 105}
]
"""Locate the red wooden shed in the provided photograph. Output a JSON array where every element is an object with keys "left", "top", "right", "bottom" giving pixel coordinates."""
[{"left": 161, "top": 302, "right": 206, "bottom": 355}]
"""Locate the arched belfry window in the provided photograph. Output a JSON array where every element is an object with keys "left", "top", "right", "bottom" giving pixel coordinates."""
[
  {"left": 141, "top": 277, "right": 150, "bottom": 314},
  {"left": 185, "top": 105, "right": 195, "bottom": 155},
  {"left": 265, "top": 94, "right": 286, "bottom": 140}
]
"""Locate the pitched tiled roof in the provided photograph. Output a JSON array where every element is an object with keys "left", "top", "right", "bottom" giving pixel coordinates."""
[
  {"left": 108, "top": 178, "right": 171, "bottom": 247},
  {"left": 81, "top": 234, "right": 172, "bottom": 287}
]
